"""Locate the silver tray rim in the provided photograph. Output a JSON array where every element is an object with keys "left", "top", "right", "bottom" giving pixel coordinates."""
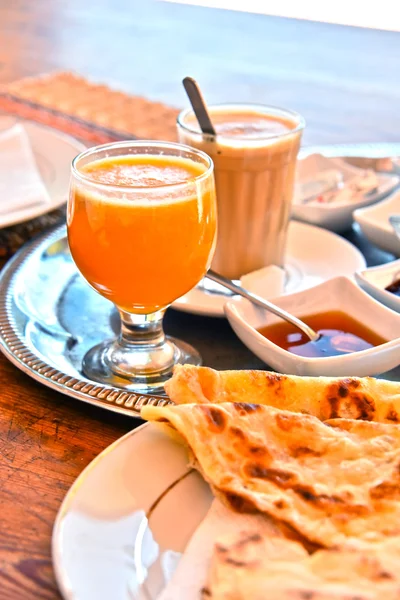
[{"left": 0, "top": 224, "right": 171, "bottom": 419}]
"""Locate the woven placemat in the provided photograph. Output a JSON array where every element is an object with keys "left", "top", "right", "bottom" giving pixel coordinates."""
[{"left": 0, "top": 72, "right": 181, "bottom": 262}]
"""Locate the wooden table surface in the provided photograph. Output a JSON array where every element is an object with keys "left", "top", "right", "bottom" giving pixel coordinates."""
[{"left": 1, "top": 1, "right": 400, "bottom": 598}]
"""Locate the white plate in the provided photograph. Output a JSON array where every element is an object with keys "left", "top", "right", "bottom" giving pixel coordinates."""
[
  {"left": 0, "top": 117, "right": 85, "bottom": 228},
  {"left": 292, "top": 154, "right": 399, "bottom": 232},
  {"left": 354, "top": 189, "right": 400, "bottom": 256},
  {"left": 172, "top": 220, "right": 366, "bottom": 317},
  {"left": 355, "top": 259, "right": 400, "bottom": 313},
  {"left": 52, "top": 423, "right": 211, "bottom": 600}
]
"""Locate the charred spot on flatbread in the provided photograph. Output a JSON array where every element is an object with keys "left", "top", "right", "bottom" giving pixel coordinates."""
[
  {"left": 275, "top": 412, "right": 300, "bottom": 431},
  {"left": 370, "top": 480, "right": 400, "bottom": 501},
  {"left": 264, "top": 372, "right": 285, "bottom": 385},
  {"left": 274, "top": 499, "right": 289, "bottom": 510},
  {"left": 263, "top": 372, "right": 287, "bottom": 396},
  {"left": 233, "top": 403, "right": 262, "bottom": 415},
  {"left": 291, "top": 447, "right": 322, "bottom": 458},
  {"left": 199, "top": 405, "right": 228, "bottom": 433},
  {"left": 323, "top": 380, "right": 376, "bottom": 421},
  {"left": 229, "top": 426, "right": 247, "bottom": 441},
  {"left": 223, "top": 492, "right": 258, "bottom": 514},
  {"left": 386, "top": 406, "right": 400, "bottom": 423},
  {"left": 248, "top": 445, "right": 268, "bottom": 457},
  {"left": 243, "top": 463, "right": 297, "bottom": 486}
]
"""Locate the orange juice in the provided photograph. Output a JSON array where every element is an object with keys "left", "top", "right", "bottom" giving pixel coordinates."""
[{"left": 67, "top": 155, "right": 217, "bottom": 313}]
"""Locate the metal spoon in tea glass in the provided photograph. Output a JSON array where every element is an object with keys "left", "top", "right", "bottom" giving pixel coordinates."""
[
  {"left": 206, "top": 269, "right": 320, "bottom": 342},
  {"left": 182, "top": 76, "right": 216, "bottom": 136}
]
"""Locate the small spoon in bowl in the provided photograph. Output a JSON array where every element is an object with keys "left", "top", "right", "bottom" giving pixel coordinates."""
[{"left": 206, "top": 269, "right": 320, "bottom": 342}]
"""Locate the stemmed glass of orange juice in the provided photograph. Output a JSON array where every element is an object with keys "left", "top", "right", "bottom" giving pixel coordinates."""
[{"left": 67, "top": 141, "right": 217, "bottom": 393}]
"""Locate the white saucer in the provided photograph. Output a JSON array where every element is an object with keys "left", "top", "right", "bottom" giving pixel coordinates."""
[
  {"left": 0, "top": 116, "right": 85, "bottom": 228},
  {"left": 172, "top": 221, "right": 366, "bottom": 318}
]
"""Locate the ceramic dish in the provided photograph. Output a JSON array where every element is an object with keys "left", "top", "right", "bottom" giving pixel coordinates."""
[
  {"left": 225, "top": 276, "right": 400, "bottom": 377},
  {"left": 53, "top": 423, "right": 212, "bottom": 600},
  {"left": 173, "top": 221, "right": 366, "bottom": 317},
  {"left": 355, "top": 260, "right": 400, "bottom": 313},
  {"left": 0, "top": 116, "right": 85, "bottom": 228},
  {"left": 292, "top": 154, "right": 399, "bottom": 232},
  {"left": 354, "top": 189, "right": 400, "bottom": 256}
]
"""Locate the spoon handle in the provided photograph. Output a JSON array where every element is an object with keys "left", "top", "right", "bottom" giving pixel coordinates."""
[
  {"left": 182, "top": 77, "right": 216, "bottom": 137},
  {"left": 206, "top": 269, "right": 319, "bottom": 343}
]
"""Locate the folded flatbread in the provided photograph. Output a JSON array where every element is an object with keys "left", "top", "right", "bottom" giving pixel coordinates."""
[
  {"left": 141, "top": 402, "right": 400, "bottom": 547},
  {"left": 204, "top": 530, "right": 400, "bottom": 600},
  {"left": 165, "top": 365, "right": 400, "bottom": 423}
]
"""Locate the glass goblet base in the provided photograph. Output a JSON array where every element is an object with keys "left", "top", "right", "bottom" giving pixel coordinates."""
[{"left": 82, "top": 335, "right": 201, "bottom": 395}]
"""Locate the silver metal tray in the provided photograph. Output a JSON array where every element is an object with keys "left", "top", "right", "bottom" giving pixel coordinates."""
[{"left": 0, "top": 225, "right": 170, "bottom": 418}]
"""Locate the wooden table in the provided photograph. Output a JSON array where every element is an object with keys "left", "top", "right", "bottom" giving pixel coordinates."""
[{"left": 0, "top": 1, "right": 400, "bottom": 598}]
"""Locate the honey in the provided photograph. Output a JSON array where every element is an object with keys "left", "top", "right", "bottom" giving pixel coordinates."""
[{"left": 257, "top": 310, "right": 386, "bottom": 358}]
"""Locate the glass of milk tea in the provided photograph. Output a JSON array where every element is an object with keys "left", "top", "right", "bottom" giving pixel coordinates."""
[{"left": 177, "top": 103, "right": 305, "bottom": 280}]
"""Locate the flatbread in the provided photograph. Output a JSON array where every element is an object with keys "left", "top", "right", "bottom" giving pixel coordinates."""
[
  {"left": 164, "top": 365, "right": 400, "bottom": 423},
  {"left": 141, "top": 402, "right": 400, "bottom": 547},
  {"left": 204, "top": 530, "right": 400, "bottom": 599}
]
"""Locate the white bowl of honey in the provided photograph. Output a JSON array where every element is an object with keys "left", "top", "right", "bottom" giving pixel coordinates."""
[{"left": 225, "top": 276, "right": 400, "bottom": 377}]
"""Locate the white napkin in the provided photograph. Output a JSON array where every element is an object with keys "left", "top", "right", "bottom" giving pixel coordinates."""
[
  {"left": 0, "top": 123, "right": 50, "bottom": 216},
  {"left": 158, "top": 499, "right": 276, "bottom": 600}
]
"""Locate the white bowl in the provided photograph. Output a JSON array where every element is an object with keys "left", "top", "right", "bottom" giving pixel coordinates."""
[
  {"left": 225, "top": 276, "right": 400, "bottom": 377},
  {"left": 355, "top": 260, "right": 400, "bottom": 313},
  {"left": 354, "top": 189, "right": 400, "bottom": 256},
  {"left": 292, "top": 154, "right": 399, "bottom": 233}
]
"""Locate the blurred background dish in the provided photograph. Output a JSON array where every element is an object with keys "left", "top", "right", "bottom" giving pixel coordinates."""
[
  {"left": 355, "top": 260, "right": 400, "bottom": 313},
  {"left": 292, "top": 153, "right": 399, "bottom": 232},
  {"left": 354, "top": 189, "right": 400, "bottom": 255}
]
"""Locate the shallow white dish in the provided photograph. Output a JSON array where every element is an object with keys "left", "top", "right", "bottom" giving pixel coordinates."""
[
  {"left": 0, "top": 116, "right": 85, "bottom": 228},
  {"left": 355, "top": 260, "right": 400, "bottom": 313},
  {"left": 354, "top": 189, "right": 400, "bottom": 256},
  {"left": 225, "top": 276, "right": 400, "bottom": 377},
  {"left": 172, "top": 221, "right": 366, "bottom": 318},
  {"left": 292, "top": 154, "right": 399, "bottom": 232},
  {"left": 52, "top": 423, "right": 212, "bottom": 600}
]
